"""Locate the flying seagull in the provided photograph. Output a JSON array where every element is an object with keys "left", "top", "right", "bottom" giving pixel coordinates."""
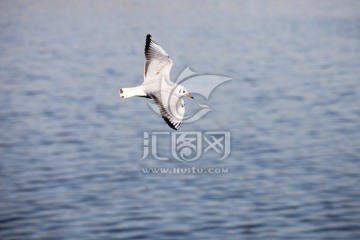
[{"left": 119, "top": 34, "right": 193, "bottom": 130}]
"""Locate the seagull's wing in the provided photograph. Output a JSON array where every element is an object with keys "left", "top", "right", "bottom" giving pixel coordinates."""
[
  {"left": 149, "top": 91, "right": 184, "bottom": 130},
  {"left": 144, "top": 34, "right": 173, "bottom": 84}
]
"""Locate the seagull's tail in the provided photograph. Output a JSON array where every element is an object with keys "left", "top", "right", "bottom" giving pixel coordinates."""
[{"left": 119, "top": 86, "right": 147, "bottom": 99}]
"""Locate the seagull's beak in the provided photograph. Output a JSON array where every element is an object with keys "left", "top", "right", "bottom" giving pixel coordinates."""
[{"left": 185, "top": 93, "right": 194, "bottom": 99}]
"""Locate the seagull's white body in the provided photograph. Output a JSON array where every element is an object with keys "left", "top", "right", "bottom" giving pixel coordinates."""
[{"left": 119, "top": 34, "right": 193, "bottom": 130}]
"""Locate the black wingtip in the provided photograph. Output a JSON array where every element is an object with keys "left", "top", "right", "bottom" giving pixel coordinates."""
[
  {"left": 145, "top": 34, "right": 151, "bottom": 47},
  {"left": 145, "top": 34, "right": 152, "bottom": 57},
  {"left": 162, "top": 116, "right": 179, "bottom": 130}
]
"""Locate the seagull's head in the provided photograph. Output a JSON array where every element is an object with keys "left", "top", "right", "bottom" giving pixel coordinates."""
[{"left": 176, "top": 85, "right": 194, "bottom": 99}]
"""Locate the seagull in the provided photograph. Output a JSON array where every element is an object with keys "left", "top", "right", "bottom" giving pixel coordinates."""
[{"left": 119, "top": 34, "right": 194, "bottom": 130}]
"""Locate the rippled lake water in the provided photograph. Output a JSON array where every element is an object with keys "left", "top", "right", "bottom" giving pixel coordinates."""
[{"left": 1, "top": 1, "right": 360, "bottom": 239}]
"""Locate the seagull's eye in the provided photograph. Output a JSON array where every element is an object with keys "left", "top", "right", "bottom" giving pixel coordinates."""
[{"left": 183, "top": 91, "right": 185, "bottom": 93}]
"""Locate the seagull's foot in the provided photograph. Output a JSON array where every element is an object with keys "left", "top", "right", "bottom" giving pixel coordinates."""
[{"left": 119, "top": 88, "right": 124, "bottom": 99}]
